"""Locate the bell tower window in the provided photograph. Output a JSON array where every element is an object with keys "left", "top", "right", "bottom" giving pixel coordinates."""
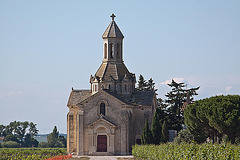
[
  {"left": 116, "top": 44, "right": 120, "bottom": 58},
  {"left": 100, "top": 103, "right": 106, "bottom": 116},
  {"left": 104, "top": 43, "right": 107, "bottom": 59},
  {"left": 110, "top": 43, "right": 113, "bottom": 58}
]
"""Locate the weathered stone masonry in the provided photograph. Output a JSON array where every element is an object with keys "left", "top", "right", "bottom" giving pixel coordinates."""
[{"left": 67, "top": 14, "right": 157, "bottom": 155}]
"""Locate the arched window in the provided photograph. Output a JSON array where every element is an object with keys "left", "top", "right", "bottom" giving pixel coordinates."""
[
  {"left": 104, "top": 43, "right": 107, "bottom": 59},
  {"left": 100, "top": 103, "right": 105, "bottom": 116},
  {"left": 110, "top": 43, "right": 113, "bottom": 58},
  {"left": 116, "top": 44, "right": 120, "bottom": 58},
  {"left": 95, "top": 85, "right": 97, "bottom": 92}
]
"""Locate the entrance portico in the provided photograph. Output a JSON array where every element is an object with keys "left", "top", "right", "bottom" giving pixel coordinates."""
[{"left": 87, "top": 117, "right": 116, "bottom": 155}]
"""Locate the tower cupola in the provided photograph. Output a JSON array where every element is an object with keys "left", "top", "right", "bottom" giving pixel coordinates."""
[
  {"left": 102, "top": 14, "right": 124, "bottom": 62},
  {"left": 90, "top": 14, "right": 136, "bottom": 95}
]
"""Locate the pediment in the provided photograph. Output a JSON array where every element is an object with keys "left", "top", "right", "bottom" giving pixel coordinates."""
[{"left": 87, "top": 116, "right": 117, "bottom": 129}]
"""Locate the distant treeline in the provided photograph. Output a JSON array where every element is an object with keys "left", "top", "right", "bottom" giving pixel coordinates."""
[{"left": 0, "top": 122, "right": 66, "bottom": 148}]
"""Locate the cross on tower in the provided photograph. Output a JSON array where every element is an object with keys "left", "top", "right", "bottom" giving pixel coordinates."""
[{"left": 110, "top": 14, "right": 116, "bottom": 21}]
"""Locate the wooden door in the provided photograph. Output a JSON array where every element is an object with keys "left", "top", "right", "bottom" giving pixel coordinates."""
[{"left": 97, "top": 135, "right": 107, "bottom": 152}]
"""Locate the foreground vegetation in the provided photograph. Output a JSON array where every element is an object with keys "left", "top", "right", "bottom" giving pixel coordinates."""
[
  {"left": 0, "top": 148, "right": 67, "bottom": 160},
  {"left": 132, "top": 143, "right": 240, "bottom": 160}
]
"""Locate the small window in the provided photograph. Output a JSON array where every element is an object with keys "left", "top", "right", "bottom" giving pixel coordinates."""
[
  {"left": 100, "top": 103, "right": 105, "bottom": 116},
  {"left": 109, "top": 84, "right": 111, "bottom": 90},
  {"left": 110, "top": 43, "right": 113, "bottom": 58},
  {"left": 116, "top": 44, "right": 120, "bottom": 58},
  {"left": 125, "top": 84, "right": 127, "bottom": 91},
  {"left": 104, "top": 43, "right": 107, "bottom": 59},
  {"left": 95, "top": 85, "right": 97, "bottom": 92}
]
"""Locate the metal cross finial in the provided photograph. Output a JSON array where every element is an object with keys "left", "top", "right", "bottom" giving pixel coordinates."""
[{"left": 110, "top": 14, "right": 116, "bottom": 21}]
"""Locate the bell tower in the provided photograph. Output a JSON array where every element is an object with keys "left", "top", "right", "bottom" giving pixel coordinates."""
[
  {"left": 102, "top": 14, "right": 124, "bottom": 62},
  {"left": 90, "top": 14, "right": 136, "bottom": 95}
]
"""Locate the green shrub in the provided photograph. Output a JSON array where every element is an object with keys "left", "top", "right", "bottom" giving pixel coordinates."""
[
  {"left": 2, "top": 141, "right": 19, "bottom": 148},
  {"left": 174, "top": 129, "right": 194, "bottom": 144},
  {"left": 132, "top": 142, "right": 240, "bottom": 160}
]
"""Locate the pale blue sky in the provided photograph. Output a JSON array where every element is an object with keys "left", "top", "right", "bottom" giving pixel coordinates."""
[{"left": 0, "top": 0, "right": 239, "bottom": 134}]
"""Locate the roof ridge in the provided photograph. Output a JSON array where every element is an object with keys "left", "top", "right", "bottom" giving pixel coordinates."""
[
  {"left": 107, "top": 21, "right": 113, "bottom": 37},
  {"left": 102, "top": 20, "right": 124, "bottom": 38},
  {"left": 101, "top": 62, "right": 109, "bottom": 81}
]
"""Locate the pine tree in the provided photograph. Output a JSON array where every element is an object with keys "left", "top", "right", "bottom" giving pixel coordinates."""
[
  {"left": 141, "top": 118, "right": 153, "bottom": 144},
  {"left": 137, "top": 74, "right": 147, "bottom": 91},
  {"left": 147, "top": 78, "right": 158, "bottom": 92},
  {"left": 162, "top": 121, "right": 169, "bottom": 143},
  {"left": 151, "top": 111, "right": 161, "bottom": 144},
  {"left": 165, "top": 79, "right": 199, "bottom": 131}
]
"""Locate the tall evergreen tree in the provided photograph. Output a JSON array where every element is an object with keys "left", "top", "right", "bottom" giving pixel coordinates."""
[
  {"left": 147, "top": 78, "right": 158, "bottom": 92},
  {"left": 141, "top": 118, "right": 153, "bottom": 144},
  {"left": 162, "top": 121, "right": 169, "bottom": 143},
  {"left": 47, "top": 126, "right": 59, "bottom": 147},
  {"left": 151, "top": 111, "right": 161, "bottom": 144},
  {"left": 165, "top": 79, "right": 199, "bottom": 131},
  {"left": 137, "top": 74, "right": 147, "bottom": 91},
  {"left": 47, "top": 126, "right": 67, "bottom": 147}
]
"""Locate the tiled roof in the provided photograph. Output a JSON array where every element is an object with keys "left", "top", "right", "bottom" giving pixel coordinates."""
[
  {"left": 95, "top": 62, "right": 133, "bottom": 81},
  {"left": 67, "top": 89, "right": 155, "bottom": 107},
  {"left": 105, "top": 90, "right": 155, "bottom": 106},
  {"left": 67, "top": 90, "right": 91, "bottom": 106},
  {"left": 133, "top": 90, "right": 155, "bottom": 106},
  {"left": 102, "top": 20, "right": 124, "bottom": 38}
]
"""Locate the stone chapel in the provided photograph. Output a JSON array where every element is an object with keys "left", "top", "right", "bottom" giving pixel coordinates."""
[{"left": 67, "top": 14, "right": 157, "bottom": 155}]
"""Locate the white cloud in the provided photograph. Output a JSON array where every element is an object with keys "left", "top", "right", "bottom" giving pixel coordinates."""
[
  {"left": 225, "top": 86, "right": 232, "bottom": 93},
  {"left": 7, "top": 91, "right": 24, "bottom": 97}
]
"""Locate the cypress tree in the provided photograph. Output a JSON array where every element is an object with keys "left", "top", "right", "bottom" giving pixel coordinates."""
[
  {"left": 151, "top": 111, "right": 161, "bottom": 144},
  {"left": 162, "top": 121, "right": 169, "bottom": 143},
  {"left": 47, "top": 126, "right": 59, "bottom": 147},
  {"left": 141, "top": 118, "right": 153, "bottom": 144}
]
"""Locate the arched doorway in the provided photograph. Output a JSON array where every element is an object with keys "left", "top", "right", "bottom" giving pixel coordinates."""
[{"left": 97, "top": 135, "right": 107, "bottom": 152}]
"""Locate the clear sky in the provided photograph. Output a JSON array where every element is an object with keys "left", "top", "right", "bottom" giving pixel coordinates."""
[{"left": 0, "top": 0, "right": 239, "bottom": 134}]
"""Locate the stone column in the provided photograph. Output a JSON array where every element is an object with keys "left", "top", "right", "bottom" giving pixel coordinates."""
[
  {"left": 77, "top": 110, "right": 84, "bottom": 155},
  {"left": 67, "top": 112, "right": 74, "bottom": 154},
  {"left": 88, "top": 126, "right": 95, "bottom": 154},
  {"left": 120, "top": 110, "right": 128, "bottom": 155},
  {"left": 108, "top": 133, "right": 115, "bottom": 154}
]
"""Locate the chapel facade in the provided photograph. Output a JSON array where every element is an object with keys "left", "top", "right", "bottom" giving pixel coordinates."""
[{"left": 67, "top": 14, "right": 157, "bottom": 155}]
